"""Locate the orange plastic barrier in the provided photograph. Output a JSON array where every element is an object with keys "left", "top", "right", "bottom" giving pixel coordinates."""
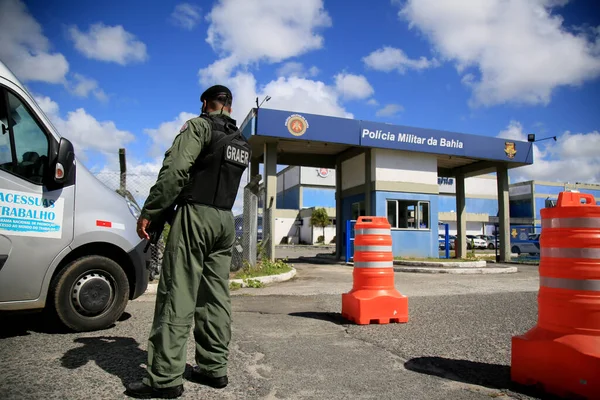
[
  {"left": 511, "top": 191, "right": 600, "bottom": 399},
  {"left": 341, "top": 216, "right": 408, "bottom": 325}
]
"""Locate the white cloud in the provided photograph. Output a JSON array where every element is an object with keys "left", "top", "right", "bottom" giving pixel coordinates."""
[
  {"left": 333, "top": 73, "right": 375, "bottom": 100},
  {"left": 497, "top": 120, "right": 600, "bottom": 184},
  {"left": 376, "top": 104, "right": 404, "bottom": 117},
  {"left": 276, "top": 62, "right": 320, "bottom": 78},
  {"left": 363, "top": 46, "right": 439, "bottom": 73},
  {"left": 397, "top": 0, "right": 600, "bottom": 107},
  {"left": 143, "top": 111, "right": 198, "bottom": 157},
  {"left": 68, "top": 23, "right": 148, "bottom": 65},
  {"left": 367, "top": 99, "right": 379, "bottom": 106},
  {"left": 66, "top": 73, "right": 109, "bottom": 102},
  {"left": 259, "top": 76, "right": 353, "bottom": 118},
  {"left": 202, "top": 71, "right": 353, "bottom": 123},
  {"left": 204, "top": 0, "right": 331, "bottom": 67},
  {"left": 170, "top": 3, "right": 202, "bottom": 30},
  {"left": 198, "top": 0, "right": 349, "bottom": 123},
  {"left": 33, "top": 94, "right": 135, "bottom": 159},
  {"left": 35, "top": 95, "right": 60, "bottom": 116},
  {"left": 0, "top": 0, "right": 69, "bottom": 83}
]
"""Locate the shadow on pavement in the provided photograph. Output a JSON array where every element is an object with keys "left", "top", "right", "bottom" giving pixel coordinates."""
[
  {"left": 0, "top": 312, "right": 132, "bottom": 339},
  {"left": 61, "top": 336, "right": 147, "bottom": 387},
  {"left": 60, "top": 335, "right": 195, "bottom": 388},
  {"left": 288, "top": 311, "right": 349, "bottom": 326},
  {"left": 404, "top": 356, "right": 562, "bottom": 400}
]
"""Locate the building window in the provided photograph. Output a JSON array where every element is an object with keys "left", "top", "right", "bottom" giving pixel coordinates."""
[{"left": 386, "top": 199, "right": 430, "bottom": 230}]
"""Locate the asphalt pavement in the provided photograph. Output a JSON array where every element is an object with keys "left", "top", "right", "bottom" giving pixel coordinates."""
[{"left": 0, "top": 247, "right": 553, "bottom": 400}]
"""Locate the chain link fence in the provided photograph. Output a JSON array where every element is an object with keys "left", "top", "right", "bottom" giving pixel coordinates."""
[{"left": 93, "top": 170, "right": 263, "bottom": 280}]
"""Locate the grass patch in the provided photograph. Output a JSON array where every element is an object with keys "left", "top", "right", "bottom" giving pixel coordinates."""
[{"left": 231, "top": 257, "right": 293, "bottom": 280}]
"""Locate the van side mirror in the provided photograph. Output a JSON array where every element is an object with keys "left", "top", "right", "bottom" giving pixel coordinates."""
[{"left": 54, "top": 137, "right": 74, "bottom": 183}]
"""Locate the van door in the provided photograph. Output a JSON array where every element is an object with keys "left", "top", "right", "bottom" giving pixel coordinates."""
[{"left": 0, "top": 86, "right": 75, "bottom": 302}]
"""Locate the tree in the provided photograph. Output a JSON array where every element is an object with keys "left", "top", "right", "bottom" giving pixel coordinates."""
[{"left": 310, "top": 208, "right": 330, "bottom": 243}]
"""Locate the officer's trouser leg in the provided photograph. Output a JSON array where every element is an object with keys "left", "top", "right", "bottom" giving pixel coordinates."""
[
  {"left": 143, "top": 205, "right": 207, "bottom": 388},
  {"left": 194, "top": 209, "right": 234, "bottom": 378}
]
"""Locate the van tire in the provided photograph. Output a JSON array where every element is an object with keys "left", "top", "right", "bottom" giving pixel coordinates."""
[{"left": 51, "top": 255, "right": 130, "bottom": 332}]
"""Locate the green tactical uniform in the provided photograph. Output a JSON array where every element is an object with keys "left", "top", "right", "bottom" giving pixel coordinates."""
[{"left": 140, "top": 110, "right": 236, "bottom": 389}]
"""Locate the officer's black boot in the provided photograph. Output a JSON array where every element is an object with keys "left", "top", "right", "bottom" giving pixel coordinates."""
[
  {"left": 124, "top": 381, "right": 184, "bottom": 399},
  {"left": 189, "top": 367, "right": 228, "bottom": 389}
]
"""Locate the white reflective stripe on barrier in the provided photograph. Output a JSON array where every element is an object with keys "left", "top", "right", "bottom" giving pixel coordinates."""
[
  {"left": 354, "top": 245, "right": 393, "bottom": 252},
  {"left": 541, "top": 247, "right": 600, "bottom": 259},
  {"left": 355, "top": 228, "right": 391, "bottom": 236},
  {"left": 542, "top": 217, "right": 600, "bottom": 229},
  {"left": 354, "top": 261, "right": 394, "bottom": 269},
  {"left": 540, "top": 276, "right": 600, "bottom": 292}
]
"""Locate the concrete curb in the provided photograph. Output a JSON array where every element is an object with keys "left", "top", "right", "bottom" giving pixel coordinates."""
[
  {"left": 393, "top": 265, "right": 518, "bottom": 274},
  {"left": 230, "top": 267, "right": 297, "bottom": 287},
  {"left": 145, "top": 268, "right": 298, "bottom": 294},
  {"left": 393, "top": 260, "right": 487, "bottom": 268}
]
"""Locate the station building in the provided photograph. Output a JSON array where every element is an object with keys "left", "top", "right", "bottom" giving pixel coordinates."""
[
  {"left": 508, "top": 180, "right": 600, "bottom": 228},
  {"left": 255, "top": 167, "right": 600, "bottom": 246},
  {"left": 239, "top": 107, "right": 536, "bottom": 261}
]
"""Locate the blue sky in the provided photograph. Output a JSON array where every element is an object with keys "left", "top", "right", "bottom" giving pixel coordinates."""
[{"left": 1, "top": 0, "right": 599, "bottom": 211}]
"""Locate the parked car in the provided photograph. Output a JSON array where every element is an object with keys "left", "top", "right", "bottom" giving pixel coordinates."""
[
  {"left": 466, "top": 235, "right": 487, "bottom": 249},
  {"left": 511, "top": 233, "right": 540, "bottom": 256},
  {"left": 438, "top": 234, "right": 447, "bottom": 249},
  {"left": 478, "top": 234, "right": 499, "bottom": 249},
  {"left": 448, "top": 235, "right": 486, "bottom": 250}
]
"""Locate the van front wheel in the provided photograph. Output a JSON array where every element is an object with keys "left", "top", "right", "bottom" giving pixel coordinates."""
[{"left": 51, "top": 255, "right": 130, "bottom": 332}]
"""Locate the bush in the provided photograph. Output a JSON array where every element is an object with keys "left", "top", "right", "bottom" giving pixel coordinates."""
[
  {"left": 310, "top": 208, "right": 330, "bottom": 243},
  {"left": 317, "top": 235, "right": 324, "bottom": 243}
]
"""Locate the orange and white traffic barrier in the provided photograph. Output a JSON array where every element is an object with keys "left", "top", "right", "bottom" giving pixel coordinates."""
[
  {"left": 511, "top": 191, "right": 600, "bottom": 399},
  {"left": 341, "top": 216, "right": 408, "bottom": 325}
]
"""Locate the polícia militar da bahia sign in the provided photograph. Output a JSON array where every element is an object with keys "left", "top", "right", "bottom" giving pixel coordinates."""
[
  {"left": 359, "top": 120, "right": 531, "bottom": 163},
  {"left": 252, "top": 109, "right": 533, "bottom": 164}
]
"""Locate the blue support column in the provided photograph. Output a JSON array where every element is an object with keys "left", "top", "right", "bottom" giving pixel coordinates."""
[{"left": 345, "top": 219, "right": 356, "bottom": 264}]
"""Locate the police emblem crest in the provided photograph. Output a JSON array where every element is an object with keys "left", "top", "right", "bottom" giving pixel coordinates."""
[
  {"left": 285, "top": 114, "right": 309, "bottom": 137},
  {"left": 317, "top": 168, "right": 329, "bottom": 178},
  {"left": 180, "top": 122, "right": 188, "bottom": 133},
  {"left": 504, "top": 141, "right": 517, "bottom": 159}
]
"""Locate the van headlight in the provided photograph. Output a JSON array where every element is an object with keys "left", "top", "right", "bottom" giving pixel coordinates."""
[{"left": 125, "top": 197, "right": 141, "bottom": 220}]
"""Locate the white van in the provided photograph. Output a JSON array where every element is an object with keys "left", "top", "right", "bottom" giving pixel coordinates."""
[{"left": 0, "top": 61, "right": 150, "bottom": 331}]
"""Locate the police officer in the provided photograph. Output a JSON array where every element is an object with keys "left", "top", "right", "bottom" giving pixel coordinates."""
[{"left": 126, "top": 85, "right": 251, "bottom": 399}]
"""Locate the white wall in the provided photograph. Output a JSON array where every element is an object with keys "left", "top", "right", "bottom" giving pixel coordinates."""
[
  {"left": 297, "top": 217, "right": 336, "bottom": 244},
  {"left": 274, "top": 217, "right": 297, "bottom": 244},
  {"left": 341, "top": 153, "right": 365, "bottom": 190},
  {"left": 437, "top": 221, "right": 486, "bottom": 236},
  {"left": 284, "top": 167, "right": 300, "bottom": 190},
  {"left": 300, "top": 166, "right": 336, "bottom": 186},
  {"left": 300, "top": 217, "right": 313, "bottom": 243},
  {"left": 439, "top": 175, "right": 498, "bottom": 197},
  {"left": 312, "top": 226, "right": 336, "bottom": 244},
  {"left": 372, "top": 149, "right": 438, "bottom": 185}
]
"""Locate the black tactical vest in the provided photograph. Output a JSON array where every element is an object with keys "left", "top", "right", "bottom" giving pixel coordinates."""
[{"left": 178, "top": 114, "right": 251, "bottom": 210}]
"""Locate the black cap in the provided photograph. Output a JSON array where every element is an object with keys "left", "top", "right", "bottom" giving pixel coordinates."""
[{"left": 201, "top": 85, "right": 232, "bottom": 102}]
